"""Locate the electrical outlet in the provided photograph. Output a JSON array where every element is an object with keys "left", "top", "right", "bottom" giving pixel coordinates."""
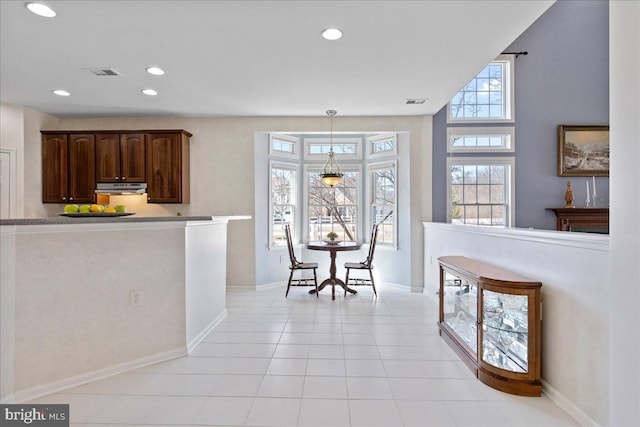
[{"left": 130, "top": 290, "right": 142, "bottom": 306}]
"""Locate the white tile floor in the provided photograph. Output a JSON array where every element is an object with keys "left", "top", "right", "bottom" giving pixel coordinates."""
[{"left": 29, "top": 285, "right": 580, "bottom": 426}]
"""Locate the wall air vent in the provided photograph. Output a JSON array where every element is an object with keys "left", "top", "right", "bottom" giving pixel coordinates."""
[
  {"left": 87, "top": 68, "right": 121, "bottom": 76},
  {"left": 406, "top": 98, "right": 426, "bottom": 104}
]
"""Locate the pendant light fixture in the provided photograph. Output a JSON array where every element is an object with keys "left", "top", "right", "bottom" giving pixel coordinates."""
[{"left": 320, "top": 110, "right": 344, "bottom": 187}]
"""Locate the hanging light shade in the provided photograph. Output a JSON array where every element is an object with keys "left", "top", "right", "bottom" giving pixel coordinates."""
[{"left": 320, "top": 110, "right": 344, "bottom": 186}]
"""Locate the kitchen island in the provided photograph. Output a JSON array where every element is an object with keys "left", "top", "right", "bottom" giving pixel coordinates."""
[{"left": 0, "top": 215, "right": 249, "bottom": 403}]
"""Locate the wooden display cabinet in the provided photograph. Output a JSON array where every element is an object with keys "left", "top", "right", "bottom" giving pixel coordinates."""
[{"left": 438, "top": 256, "right": 542, "bottom": 396}]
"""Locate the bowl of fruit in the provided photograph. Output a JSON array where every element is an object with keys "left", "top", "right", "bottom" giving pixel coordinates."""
[{"left": 60, "top": 204, "right": 133, "bottom": 217}]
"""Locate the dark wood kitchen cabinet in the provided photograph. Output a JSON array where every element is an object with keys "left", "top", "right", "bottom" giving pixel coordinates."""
[
  {"left": 43, "top": 129, "right": 190, "bottom": 204},
  {"left": 95, "top": 133, "right": 146, "bottom": 182},
  {"left": 42, "top": 133, "right": 96, "bottom": 203},
  {"left": 146, "top": 131, "right": 191, "bottom": 203}
]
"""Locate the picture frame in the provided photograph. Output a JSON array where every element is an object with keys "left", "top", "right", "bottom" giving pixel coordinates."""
[{"left": 558, "top": 125, "right": 609, "bottom": 176}]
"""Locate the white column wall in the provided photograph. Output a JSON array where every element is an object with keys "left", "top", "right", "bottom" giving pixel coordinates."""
[{"left": 609, "top": 1, "right": 640, "bottom": 425}]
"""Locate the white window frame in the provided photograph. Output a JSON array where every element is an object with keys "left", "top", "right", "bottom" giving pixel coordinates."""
[
  {"left": 304, "top": 164, "right": 362, "bottom": 243},
  {"left": 369, "top": 160, "right": 397, "bottom": 247},
  {"left": 447, "top": 126, "right": 515, "bottom": 153},
  {"left": 446, "top": 156, "right": 515, "bottom": 227},
  {"left": 447, "top": 54, "right": 515, "bottom": 124},
  {"left": 269, "top": 161, "right": 297, "bottom": 247},
  {"left": 367, "top": 133, "right": 397, "bottom": 159},
  {"left": 269, "top": 133, "right": 299, "bottom": 159},
  {"left": 303, "top": 137, "right": 362, "bottom": 161}
]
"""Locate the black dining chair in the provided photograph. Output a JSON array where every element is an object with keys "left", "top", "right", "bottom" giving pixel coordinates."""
[
  {"left": 284, "top": 224, "right": 319, "bottom": 297},
  {"left": 344, "top": 223, "right": 380, "bottom": 297}
]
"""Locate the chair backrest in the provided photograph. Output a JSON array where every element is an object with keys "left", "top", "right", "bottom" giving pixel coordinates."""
[
  {"left": 284, "top": 224, "right": 299, "bottom": 266},
  {"left": 363, "top": 224, "right": 379, "bottom": 266}
]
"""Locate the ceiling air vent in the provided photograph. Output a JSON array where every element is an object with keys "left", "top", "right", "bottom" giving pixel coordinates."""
[
  {"left": 87, "top": 68, "right": 121, "bottom": 76},
  {"left": 405, "top": 98, "right": 426, "bottom": 104}
]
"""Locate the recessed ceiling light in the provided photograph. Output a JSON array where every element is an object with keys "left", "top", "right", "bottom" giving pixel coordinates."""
[
  {"left": 322, "top": 28, "right": 343, "bottom": 41},
  {"left": 52, "top": 89, "right": 70, "bottom": 97},
  {"left": 406, "top": 98, "right": 427, "bottom": 104},
  {"left": 25, "top": 2, "right": 56, "bottom": 18},
  {"left": 146, "top": 67, "right": 165, "bottom": 76},
  {"left": 142, "top": 89, "right": 158, "bottom": 96}
]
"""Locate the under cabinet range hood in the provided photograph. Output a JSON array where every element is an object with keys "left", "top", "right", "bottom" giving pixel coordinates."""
[{"left": 95, "top": 182, "right": 147, "bottom": 194}]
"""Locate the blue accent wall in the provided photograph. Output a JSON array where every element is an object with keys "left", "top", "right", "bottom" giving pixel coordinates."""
[{"left": 432, "top": 0, "right": 609, "bottom": 230}]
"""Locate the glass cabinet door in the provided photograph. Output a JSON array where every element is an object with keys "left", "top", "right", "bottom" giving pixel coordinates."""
[
  {"left": 481, "top": 290, "right": 529, "bottom": 373},
  {"left": 442, "top": 271, "right": 477, "bottom": 353}
]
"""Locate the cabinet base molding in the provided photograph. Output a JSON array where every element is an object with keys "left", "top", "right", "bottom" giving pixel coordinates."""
[{"left": 478, "top": 369, "right": 541, "bottom": 397}]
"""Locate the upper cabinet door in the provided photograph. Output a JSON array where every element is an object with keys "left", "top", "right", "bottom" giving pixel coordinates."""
[
  {"left": 146, "top": 133, "right": 181, "bottom": 203},
  {"left": 42, "top": 134, "right": 69, "bottom": 203},
  {"left": 95, "top": 134, "right": 121, "bottom": 182},
  {"left": 68, "top": 134, "right": 96, "bottom": 203},
  {"left": 120, "top": 133, "right": 146, "bottom": 182}
]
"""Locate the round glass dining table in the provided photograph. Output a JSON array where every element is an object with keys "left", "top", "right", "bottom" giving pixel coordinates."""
[{"left": 306, "top": 241, "right": 362, "bottom": 300}]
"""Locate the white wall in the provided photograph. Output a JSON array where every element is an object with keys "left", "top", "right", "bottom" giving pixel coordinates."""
[
  {"left": 0, "top": 103, "right": 24, "bottom": 218},
  {"left": 1, "top": 219, "right": 232, "bottom": 403},
  {"left": 185, "top": 221, "right": 227, "bottom": 350},
  {"left": 424, "top": 223, "right": 609, "bottom": 426},
  {"left": 3, "top": 222, "right": 186, "bottom": 401},
  {"left": 609, "top": 1, "right": 640, "bottom": 425}
]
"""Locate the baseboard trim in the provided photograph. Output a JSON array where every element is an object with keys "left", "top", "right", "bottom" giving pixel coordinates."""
[
  {"left": 10, "top": 347, "right": 187, "bottom": 404},
  {"left": 187, "top": 309, "right": 228, "bottom": 353},
  {"left": 541, "top": 379, "right": 601, "bottom": 427}
]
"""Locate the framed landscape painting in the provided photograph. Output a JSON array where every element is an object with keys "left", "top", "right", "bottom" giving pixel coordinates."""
[{"left": 558, "top": 125, "right": 609, "bottom": 176}]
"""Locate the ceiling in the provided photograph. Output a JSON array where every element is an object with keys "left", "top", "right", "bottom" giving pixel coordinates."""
[{"left": 0, "top": 0, "right": 554, "bottom": 118}]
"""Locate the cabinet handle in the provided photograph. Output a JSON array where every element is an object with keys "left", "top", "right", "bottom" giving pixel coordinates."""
[
  {"left": 62, "top": 196, "right": 66, "bottom": 201},
  {"left": 69, "top": 197, "right": 74, "bottom": 201},
  {"left": 122, "top": 177, "right": 126, "bottom": 180},
  {"left": 115, "top": 177, "right": 120, "bottom": 180}
]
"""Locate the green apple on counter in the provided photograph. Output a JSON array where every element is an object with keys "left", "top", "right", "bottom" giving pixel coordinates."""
[
  {"left": 63, "top": 204, "right": 79, "bottom": 213},
  {"left": 79, "top": 205, "right": 91, "bottom": 213},
  {"left": 115, "top": 205, "right": 126, "bottom": 213}
]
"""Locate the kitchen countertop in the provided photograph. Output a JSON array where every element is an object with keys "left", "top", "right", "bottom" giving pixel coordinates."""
[{"left": 0, "top": 215, "right": 250, "bottom": 226}]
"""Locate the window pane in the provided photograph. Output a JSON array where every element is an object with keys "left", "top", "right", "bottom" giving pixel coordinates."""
[
  {"left": 448, "top": 160, "right": 512, "bottom": 228},
  {"left": 491, "top": 165, "right": 505, "bottom": 182},
  {"left": 308, "top": 170, "right": 359, "bottom": 242},
  {"left": 271, "top": 166, "right": 296, "bottom": 246},
  {"left": 464, "top": 206, "right": 478, "bottom": 224},
  {"left": 489, "top": 105, "right": 503, "bottom": 118},
  {"left": 477, "top": 166, "right": 490, "bottom": 183},
  {"left": 491, "top": 184, "right": 505, "bottom": 203},
  {"left": 477, "top": 185, "right": 490, "bottom": 204},
  {"left": 463, "top": 165, "right": 477, "bottom": 184},
  {"left": 451, "top": 184, "right": 463, "bottom": 205},
  {"left": 272, "top": 139, "right": 293, "bottom": 154},
  {"left": 463, "top": 184, "right": 477, "bottom": 204},
  {"left": 371, "top": 136, "right": 396, "bottom": 154},
  {"left": 451, "top": 166, "right": 464, "bottom": 184},
  {"left": 492, "top": 205, "right": 506, "bottom": 226},
  {"left": 476, "top": 137, "right": 490, "bottom": 147},
  {"left": 479, "top": 206, "right": 492, "bottom": 226},
  {"left": 449, "top": 58, "right": 511, "bottom": 121}
]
